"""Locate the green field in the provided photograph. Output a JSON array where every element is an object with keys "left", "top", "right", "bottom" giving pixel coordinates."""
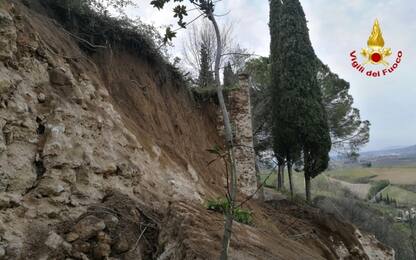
[
  {"left": 326, "top": 166, "right": 416, "bottom": 185},
  {"left": 326, "top": 165, "right": 416, "bottom": 206},
  {"left": 259, "top": 170, "right": 349, "bottom": 199},
  {"left": 326, "top": 168, "right": 377, "bottom": 183},
  {"left": 261, "top": 165, "right": 416, "bottom": 206},
  {"left": 380, "top": 185, "right": 416, "bottom": 206}
]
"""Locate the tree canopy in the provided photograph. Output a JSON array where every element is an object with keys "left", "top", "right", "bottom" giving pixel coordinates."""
[{"left": 318, "top": 61, "right": 370, "bottom": 158}]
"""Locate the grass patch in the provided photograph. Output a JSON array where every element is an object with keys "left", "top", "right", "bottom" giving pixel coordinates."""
[
  {"left": 398, "top": 184, "right": 416, "bottom": 193},
  {"left": 206, "top": 198, "right": 253, "bottom": 225},
  {"left": 326, "top": 168, "right": 377, "bottom": 183},
  {"left": 259, "top": 170, "right": 350, "bottom": 200},
  {"left": 259, "top": 170, "right": 277, "bottom": 189},
  {"left": 327, "top": 166, "right": 416, "bottom": 185},
  {"left": 367, "top": 180, "right": 390, "bottom": 199},
  {"left": 380, "top": 185, "right": 416, "bottom": 206}
]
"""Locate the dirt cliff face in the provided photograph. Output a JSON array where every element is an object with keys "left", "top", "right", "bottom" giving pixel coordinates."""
[{"left": 0, "top": 1, "right": 394, "bottom": 259}]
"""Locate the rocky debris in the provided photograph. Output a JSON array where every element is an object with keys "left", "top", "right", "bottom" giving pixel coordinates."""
[
  {"left": 37, "top": 92, "right": 46, "bottom": 103},
  {"left": 72, "top": 240, "right": 91, "bottom": 254},
  {"left": 45, "top": 231, "right": 65, "bottom": 250},
  {"left": 0, "top": 8, "right": 17, "bottom": 60},
  {"left": 0, "top": 246, "right": 5, "bottom": 257},
  {"left": 49, "top": 67, "right": 72, "bottom": 86},
  {"left": 113, "top": 236, "right": 129, "bottom": 253},
  {"left": 0, "top": 193, "right": 21, "bottom": 209},
  {"left": 42, "top": 193, "right": 160, "bottom": 259},
  {"left": 36, "top": 177, "right": 65, "bottom": 197},
  {"left": 356, "top": 230, "right": 395, "bottom": 260},
  {"left": 97, "top": 231, "right": 111, "bottom": 245},
  {"left": 66, "top": 232, "right": 79, "bottom": 242},
  {"left": 93, "top": 242, "right": 111, "bottom": 258},
  {"left": 72, "top": 216, "right": 106, "bottom": 240}
]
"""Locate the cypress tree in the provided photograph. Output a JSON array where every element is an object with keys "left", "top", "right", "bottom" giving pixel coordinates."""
[
  {"left": 270, "top": 0, "right": 303, "bottom": 194},
  {"left": 270, "top": 0, "right": 331, "bottom": 201},
  {"left": 270, "top": 0, "right": 286, "bottom": 191},
  {"left": 198, "top": 44, "right": 214, "bottom": 88},
  {"left": 290, "top": 0, "right": 331, "bottom": 202},
  {"left": 223, "top": 62, "right": 237, "bottom": 87}
]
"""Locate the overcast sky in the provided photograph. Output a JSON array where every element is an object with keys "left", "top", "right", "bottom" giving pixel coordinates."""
[{"left": 128, "top": 0, "right": 416, "bottom": 151}]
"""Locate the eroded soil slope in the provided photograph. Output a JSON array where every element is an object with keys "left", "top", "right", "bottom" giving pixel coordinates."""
[{"left": 0, "top": 1, "right": 393, "bottom": 259}]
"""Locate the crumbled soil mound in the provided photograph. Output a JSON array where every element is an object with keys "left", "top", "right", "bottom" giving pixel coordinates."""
[{"left": 24, "top": 192, "right": 160, "bottom": 259}]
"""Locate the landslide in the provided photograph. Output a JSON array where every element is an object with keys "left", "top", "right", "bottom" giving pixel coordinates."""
[{"left": 0, "top": 1, "right": 393, "bottom": 259}]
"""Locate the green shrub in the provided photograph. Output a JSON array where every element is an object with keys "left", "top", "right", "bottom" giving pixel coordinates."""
[
  {"left": 233, "top": 207, "right": 253, "bottom": 225},
  {"left": 190, "top": 85, "right": 241, "bottom": 104},
  {"left": 206, "top": 197, "right": 229, "bottom": 212},
  {"left": 206, "top": 198, "right": 253, "bottom": 225},
  {"left": 41, "top": 0, "right": 186, "bottom": 85},
  {"left": 367, "top": 180, "right": 390, "bottom": 200}
]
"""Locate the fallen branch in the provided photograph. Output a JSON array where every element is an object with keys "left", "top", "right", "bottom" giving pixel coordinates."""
[
  {"left": 130, "top": 226, "right": 148, "bottom": 252},
  {"left": 64, "top": 30, "right": 107, "bottom": 49}
]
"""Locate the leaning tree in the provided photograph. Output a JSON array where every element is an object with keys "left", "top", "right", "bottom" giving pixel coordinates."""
[{"left": 151, "top": 1, "right": 239, "bottom": 259}]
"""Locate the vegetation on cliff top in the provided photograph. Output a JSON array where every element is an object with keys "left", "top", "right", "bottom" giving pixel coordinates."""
[{"left": 36, "top": 0, "right": 185, "bottom": 84}]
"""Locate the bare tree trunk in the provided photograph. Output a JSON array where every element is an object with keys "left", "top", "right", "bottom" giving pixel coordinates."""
[
  {"left": 305, "top": 173, "right": 311, "bottom": 203},
  {"left": 288, "top": 162, "right": 294, "bottom": 199},
  {"left": 276, "top": 161, "right": 285, "bottom": 191},
  {"left": 276, "top": 164, "right": 282, "bottom": 191},
  {"left": 255, "top": 159, "right": 265, "bottom": 201},
  {"left": 207, "top": 10, "right": 237, "bottom": 260},
  {"left": 281, "top": 165, "right": 285, "bottom": 188}
]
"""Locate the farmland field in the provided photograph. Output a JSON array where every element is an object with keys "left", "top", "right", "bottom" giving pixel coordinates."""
[
  {"left": 259, "top": 170, "right": 361, "bottom": 199},
  {"left": 260, "top": 165, "right": 416, "bottom": 204},
  {"left": 325, "top": 165, "right": 416, "bottom": 206},
  {"left": 259, "top": 164, "right": 416, "bottom": 258},
  {"left": 380, "top": 185, "right": 416, "bottom": 206},
  {"left": 326, "top": 166, "right": 416, "bottom": 185}
]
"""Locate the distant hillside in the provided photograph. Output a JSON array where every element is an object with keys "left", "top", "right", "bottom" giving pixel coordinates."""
[
  {"left": 360, "top": 145, "right": 416, "bottom": 166},
  {"left": 361, "top": 145, "right": 416, "bottom": 157}
]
